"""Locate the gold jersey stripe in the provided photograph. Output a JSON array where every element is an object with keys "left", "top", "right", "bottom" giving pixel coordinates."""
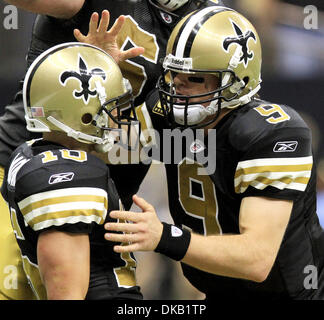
[
  {"left": 20, "top": 194, "right": 108, "bottom": 216},
  {"left": 135, "top": 103, "right": 149, "bottom": 132},
  {"left": 235, "top": 175, "right": 310, "bottom": 193},
  {"left": 18, "top": 187, "right": 108, "bottom": 209},
  {"left": 235, "top": 163, "right": 312, "bottom": 179},
  {"left": 237, "top": 156, "right": 313, "bottom": 167},
  {"left": 249, "top": 180, "right": 307, "bottom": 193},
  {"left": 23, "top": 200, "right": 107, "bottom": 225},
  {"left": 28, "top": 209, "right": 105, "bottom": 230},
  {"left": 135, "top": 103, "right": 155, "bottom": 147}
]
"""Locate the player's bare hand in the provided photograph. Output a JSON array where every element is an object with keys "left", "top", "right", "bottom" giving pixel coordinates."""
[
  {"left": 104, "top": 195, "right": 163, "bottom": 253},
  {"left": 73, "top": 10, "right": 145, "bottom": 64}
]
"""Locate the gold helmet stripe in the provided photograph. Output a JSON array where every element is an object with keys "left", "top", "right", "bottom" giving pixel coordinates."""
[{"left": 172, "top": 6, "right": 232, "bottom": 58}]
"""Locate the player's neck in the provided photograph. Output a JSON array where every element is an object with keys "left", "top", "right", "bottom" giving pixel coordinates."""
[{"left": 42, "top": 132, "right": 95, "bottom": 153}]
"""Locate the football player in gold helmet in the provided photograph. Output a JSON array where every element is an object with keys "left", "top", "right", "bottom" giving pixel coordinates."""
[
  {"left": 157, "top": 6, "right": 261, "bottom": 128},
  {"left": 23, "top": 42, "right": 138, "bottom": 154},
  {"left": 1, "top": 43, "right": 142, "bottom": 300},
  {"left": 104, "top": 7, "right": 324, "bottom": 300},
  {"left": 0, "top": 0, "right": 224, "bottom": 300}
]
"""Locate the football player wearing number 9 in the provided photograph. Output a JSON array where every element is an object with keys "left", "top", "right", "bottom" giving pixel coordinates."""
[
  {"left": 1, "top": 42, "right": 142, "bottom": 300},
  {"left": 0, "top": 0, "right": 223, "bottom": 300},
  {"left": 104, "top": 7, "right": 324, "bottom": 300}
]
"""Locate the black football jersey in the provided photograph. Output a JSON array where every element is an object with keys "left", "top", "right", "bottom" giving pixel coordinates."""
[
  {"left": 1, "top": 139, "right": 141, "bottom": 300},
  {"left": 137, "top": 89, "right": 324, "bottom": 300},
  {"left": 0, "top": 0, "right": 223, "bottom": 179}
]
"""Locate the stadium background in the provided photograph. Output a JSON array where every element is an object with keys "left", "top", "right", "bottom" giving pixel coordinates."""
[{"left": 0, "top": 0, "right": 323, "bottom": 299}]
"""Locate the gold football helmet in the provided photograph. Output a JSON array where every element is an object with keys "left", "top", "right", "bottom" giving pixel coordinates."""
[
  {"left": 23, "top": 42, "right": 138, "bottom": 152},
  {"left": 158, "top": 6, "right": 262, "bottom": 128}
]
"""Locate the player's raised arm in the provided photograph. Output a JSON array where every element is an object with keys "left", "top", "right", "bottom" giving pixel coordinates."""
[
  {"left": 4, "top": 0, "right": 85, "bottom": 18},
  {"left": 74, "top": 10, "right": 145, "bottom": 65}
]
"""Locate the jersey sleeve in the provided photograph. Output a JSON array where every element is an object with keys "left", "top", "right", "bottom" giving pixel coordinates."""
[
  {"left": 230, "top": 103, "right": 313, "bottom": 200},
  {"left": 15, "top": 151, "right": 109, "bottom": 233}
]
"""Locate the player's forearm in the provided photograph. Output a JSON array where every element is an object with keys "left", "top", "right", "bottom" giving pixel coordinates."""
[
  {"left": 182, "top": 232, "right": 275, "bottom": 283},
  {"left": 4, "top": 0, "right": 85, "bottom": 18},
  {"left": 105, "top": 196, "right": 289, "bottom": 283}
]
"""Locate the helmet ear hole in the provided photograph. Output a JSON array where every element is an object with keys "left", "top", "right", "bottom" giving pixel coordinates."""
[
  {"left": 243, "top": 77, "right": 249, "bottom": 86},
  {"left": 81, "top": 113, "right": 93, "bottom": 125}
]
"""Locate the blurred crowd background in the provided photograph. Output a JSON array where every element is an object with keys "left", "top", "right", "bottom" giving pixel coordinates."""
[{"left": 0, "top": 0, "right": 323, "bottom": 299}]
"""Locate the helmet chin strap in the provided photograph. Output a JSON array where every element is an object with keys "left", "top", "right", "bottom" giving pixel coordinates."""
[
  {"left": 94, "top": 134, "right": 116, "bottom": 153},
  {"left": 221, "top": 83, "right": 261, "bottom": 109},
  {"left": 47, "top": 116, "right": 117, "bottom": 153}
]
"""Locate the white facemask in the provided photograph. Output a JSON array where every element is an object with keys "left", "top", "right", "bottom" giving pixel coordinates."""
[{"left": 172, "top": 98, "right": 219, "bottom": 126}]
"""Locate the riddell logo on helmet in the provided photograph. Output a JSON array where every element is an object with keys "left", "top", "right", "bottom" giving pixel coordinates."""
[
  {"left": 164, "top": 54, "right": 193, "bottom": 69},
  {"left": 171, "top": 58, "right": 185, "bottom": 66}
]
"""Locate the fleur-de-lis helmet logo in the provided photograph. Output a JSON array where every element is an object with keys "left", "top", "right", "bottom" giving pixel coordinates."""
[
  {"left": 60, "top": 54, "right": 106, "bottom": 104},
  {"left": 223, "top": 20, "right": 257, "bottom": 68}
]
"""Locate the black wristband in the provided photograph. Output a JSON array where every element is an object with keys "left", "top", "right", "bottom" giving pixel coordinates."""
[{"left": 154, "top": 222, "right": 191, "bottom": 261}]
